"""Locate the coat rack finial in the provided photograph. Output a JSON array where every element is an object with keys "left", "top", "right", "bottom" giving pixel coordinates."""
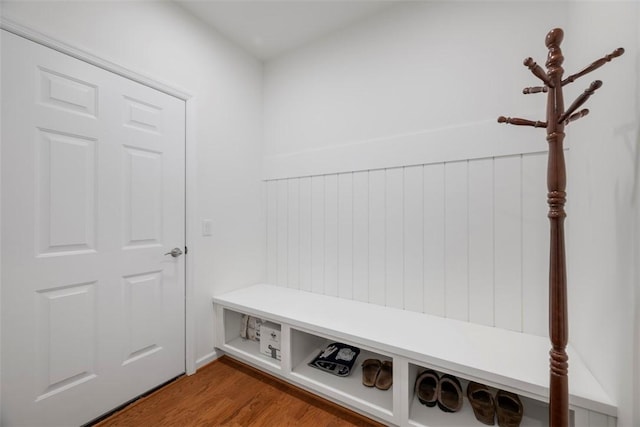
[{"left": 545, "top": 28, "right": 565, "bottom": 77}]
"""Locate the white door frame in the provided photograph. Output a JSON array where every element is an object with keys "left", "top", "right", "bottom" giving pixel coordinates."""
[{"left": 0, "top": 17, "right": 198, "bottom": 376}]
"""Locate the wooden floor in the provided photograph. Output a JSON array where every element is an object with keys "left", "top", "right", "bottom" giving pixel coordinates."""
[{"left": 94, "top": 356, "right": 386, "bottom": 426}]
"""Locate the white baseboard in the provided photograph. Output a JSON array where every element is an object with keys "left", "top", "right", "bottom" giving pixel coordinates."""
[{"left": 195, "top": 350, "right": 220, "bottom": 371}]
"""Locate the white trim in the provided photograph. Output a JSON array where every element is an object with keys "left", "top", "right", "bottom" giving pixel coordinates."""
[
  {"left": 195, "top": 350, "right": 220, "bottom": 370},
  {"left": 263, "top": 117, "right": 556, "bottom": 180},
  {"left": 184, "top": 98, "right": 198, "bottom": 376},
  {"left": 0, "top": 19, "right": 199, "bottom": 376},
  {"left": 0, "top": 17, "right": 190, "bottom": 101}
]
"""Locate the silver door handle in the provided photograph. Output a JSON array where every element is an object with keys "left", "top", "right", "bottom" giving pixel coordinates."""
[{"left": 164, "top": 247, "right": 183, "bottom": 258}]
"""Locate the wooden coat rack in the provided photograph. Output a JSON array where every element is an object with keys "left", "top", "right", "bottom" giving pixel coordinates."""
[{"left": 498, "top": 28, "right": 623, "bottom": 427}]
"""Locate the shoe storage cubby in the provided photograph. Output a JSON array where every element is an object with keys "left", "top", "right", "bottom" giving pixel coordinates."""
[
  {"left": 213, "top": 284, "right": 617, "bottom": 427},
  {"left": 289, "top": 328, "right": 394, "bottom": 421},
  {"left": 407, "top": 362, "right": 550, "bottom": 427},
  {"left": 218, "top": 307, "right": 282, "bottom": 372}
]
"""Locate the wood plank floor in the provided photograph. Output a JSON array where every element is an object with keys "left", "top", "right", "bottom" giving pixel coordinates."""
[{"left": 94, "top": 356, "right": 386, "bottom": 426}]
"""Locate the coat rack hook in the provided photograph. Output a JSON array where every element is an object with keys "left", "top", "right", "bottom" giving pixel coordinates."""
[
  {"left": 558, "top": 80, "right": 602, "bottom": 124},
  {"left": 524, "top": 57, "right": 554, "bottom": 87},
  {"left": 497, "top": 116, "right": 547, "bottom": 128},
  {"left": 562, "top": 47, "right": 624, "bottom": 86}
]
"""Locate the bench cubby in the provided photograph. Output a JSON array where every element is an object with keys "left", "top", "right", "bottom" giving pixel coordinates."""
[
  {"left": 218, "top": 307, "right": 282, "bottom": 372},
  {"left": 407, "top": 362, "right": 549, "bottom": 427},
  {"left": 290, "top": 327, "right": 395, "bottom": 421}
]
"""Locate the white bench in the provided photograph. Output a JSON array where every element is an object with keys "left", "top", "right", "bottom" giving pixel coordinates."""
[{"left": 213, "top": 283, "right": 615, "bottom": 426}]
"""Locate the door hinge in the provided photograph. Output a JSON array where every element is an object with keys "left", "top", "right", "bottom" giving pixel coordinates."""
[{"left": 184, "top": 246, "right": 188, "bottom": 254}]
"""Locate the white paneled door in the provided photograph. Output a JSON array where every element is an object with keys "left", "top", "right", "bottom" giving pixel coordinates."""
[{"left": 1, "top": 31, "right": 186, "bottom": 426}]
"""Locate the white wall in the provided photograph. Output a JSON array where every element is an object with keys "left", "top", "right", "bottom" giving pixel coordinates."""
[
  {"left": 565, "top": 2, "right": 640, "bottom": 426},
  {"left": 263, "top": 1, "right": 568, "bottom": 170},
  {"left": 0, "top": 1, "right": 265, "bottom": 368}
]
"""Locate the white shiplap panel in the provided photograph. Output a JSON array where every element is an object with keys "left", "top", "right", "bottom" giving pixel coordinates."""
[
  {"left": 266, "top": 180, "right": 277, "bottom": 284},
  {"left": 267, "top": 149, "right": 550, "bottom": 334},
  {"left": 311, "top": 176, "right": 325, "bottom": 294},
  {"left": 324, "top": 174, "right": 339, "bottom": 297},
  {"left": 337, "top": 173, "right": 354, "bottom": 300},
  {"left": 352, "top": 171, "right": 369, "bottom": 303},
  {"left": 423, "top": 163, "right": 445, "bottom": 317},
  {"left": 573, "top": 408, "right": 589, "bottom": 427},
  {"left": 368, "top": 169, "right": 386, "bottom": 306},
  {"left": 276, "top": 180, "right": 289, "bottom": 287},
  {"left": 522, "top": 152, "right": 548, "bottom": 336},
  {"left": 298, "top": 177, "right": 312, "bottom": 292},
  {"left": 468, "top": 158, "right": 494, "bottom": 327},
  {"left": 444, "top": 161, "right": 469, "bottom": 321},
  {"left": 494, "top": 155, "right": 523, "bottom": 331},
  {"left": 385, "top": 168, "right": 403, "bottom": 309},
  {"left": 588, "top": 411, "right": 609, "bottom": 427},
  {"left": 403, "top": 165, "right": 424, "bottom": 312},
  {"left": 287, "top": 179, "right": 300, "bottom": 290}
]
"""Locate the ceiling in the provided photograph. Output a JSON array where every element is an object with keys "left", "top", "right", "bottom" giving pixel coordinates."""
[{"left": 175, "top": 1, "right": 399, "bottom": 60}]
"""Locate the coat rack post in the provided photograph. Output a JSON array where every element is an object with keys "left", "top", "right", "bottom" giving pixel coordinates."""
[
  {"left": 544, "top": 29, "right": 569, "bottom": 427},
  {"left": 498, "top": 27, "right": 623, "bottom": 427}
]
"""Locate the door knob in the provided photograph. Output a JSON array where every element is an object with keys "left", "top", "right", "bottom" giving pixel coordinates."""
[{"left": 164, "top": 247, "right": 183, "bottom": 258}]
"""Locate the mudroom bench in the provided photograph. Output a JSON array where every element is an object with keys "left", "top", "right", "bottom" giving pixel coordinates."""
[{"left": 213, "top": 284, "right": 616, "bottom": 426}]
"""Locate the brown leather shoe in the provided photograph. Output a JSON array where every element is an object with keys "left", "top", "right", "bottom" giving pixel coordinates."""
[
  {"left": 437, "top": 374, "right": 463, "bottom": 412},
  {"left": 415, "top": 369, "right": 439, "bottom": 407},
  {"left": 374, "top": 360, "right": 393, "bottom": 390},
  {"left": 361, "top": 359, "right": 381, "bottom": 387},
  {"left": 495, "top": 390, "right": 523, "bottom": 427},
  {"left": 467, "top": 382, "right": 495, "bottom": 425}
]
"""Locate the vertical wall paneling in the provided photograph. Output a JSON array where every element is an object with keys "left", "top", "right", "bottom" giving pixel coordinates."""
[
  {"left": 588, "top": 410, "right": 609, "bottom": 427},
  {"left": 444, "top": 161, "right": 469, "bottom": 321},
  {"left": 368, "top": 169, "right": 386, "bottom": 305},
  {"left": 287, "top": 179, "right": 300, "bottom": 290},
  {"left": 494, "top": 155, "right": 523, "bottom": 331},
  {"left": 575, "top": 409, "right": 616, "bottom": 427},
  {"left": 298, "top": 177, "right": 313, "bottom": 292},
  {"left": 311, "top": 176, "right": 325, "bottom": 294},
  {"left": 266, "top": 180, "right": 278, "bottom": 284},
  {"left": 385, "top": 168, "right": 404, "bottom": 309},
  {"left": 276, "top": 180, "right": 289, "bottom": 287},
  {"left": 337, "top": 173, "right": 354, "bottom": 299},
  {"left": 423, "top": 163, "right": 446, "bottom": 317},
  {"left": 468, "top": 158, "right": 495, "bottom": 327},
  {"left": 403, "top": 165, "right": 424, "bottom": 312},
  {"left": 324, "top": 174, "right": 339, "bottom": 296},
  {"left": 573, "top": 409, "right": 588, "bottom": 427},
  {"left": 265, "top": 150, "right": 550, "bottom": 335},
  {"left": 352, "top": 171, "right": 369, "bottom": 303},
  {"left": 522, "top": 153, "right": 548, "bottom": 336}
]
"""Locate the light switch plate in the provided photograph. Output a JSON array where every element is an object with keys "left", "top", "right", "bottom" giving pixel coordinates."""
[{"left": 202, "top": 219, "right": 213, "bottom": 237}]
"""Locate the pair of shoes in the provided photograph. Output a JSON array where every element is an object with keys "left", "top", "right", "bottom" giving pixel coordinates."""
[
  {"left": 415, "top": 370, "right": 463, "bottom": 413},
  {"left": 361, "top": 359, "right": 393, "bottom": 390},
  {"left": 467, "top": 382, "right": 523, "bottom": 427}
]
